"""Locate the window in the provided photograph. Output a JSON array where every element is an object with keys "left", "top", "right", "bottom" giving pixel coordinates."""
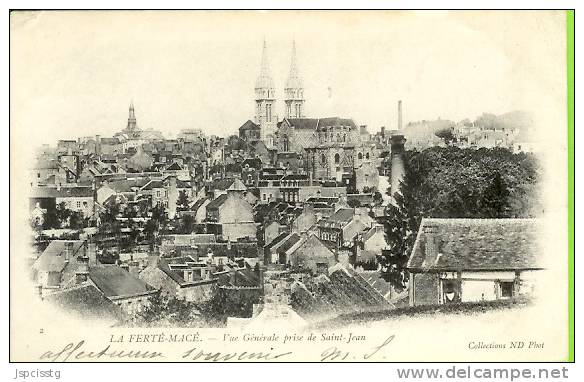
[
  {"left": 321, "top": 154, "right": 326, "bottom": 163},
  {"left": 499, "top": 282, "right": 514, "bottom": 299},
  {"left": 76, "top": 201, "right": 82, "bottom": 209},
  {"left": 366, "top": 153, "right": 370, "bottom": 159},
  {"left": 334, "top": 153, "right": 340, "bottom": 164},
  {"left": 441, "top": 279, "right": 460, "bottom": 303},
  {"left": 37, "top": 173, "right": 41, "bottom": 178},
  {"left": 358, "top": 152, "right": 363, "bottom": 160}
]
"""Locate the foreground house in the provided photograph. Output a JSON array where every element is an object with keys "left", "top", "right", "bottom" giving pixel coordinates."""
[
  {"left": 407, "top": 218, "right": 541, "bottom": 306},
  {"left": 139, "top": 255, "right": 216, "bottom": 303}
]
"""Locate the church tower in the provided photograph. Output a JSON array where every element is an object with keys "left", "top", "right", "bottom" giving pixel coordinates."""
[
  {"left": 254, "top": 39, "right": 277, "bottom": 146},
  {"left": 284, "top": 40, "right": 305, "bottom": 119},
  {"left": 126, "top": 101, "right": 138, "bottom": 138}
]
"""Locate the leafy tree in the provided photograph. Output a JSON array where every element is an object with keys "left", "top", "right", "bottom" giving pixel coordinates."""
[
  {"left": 379, "top": 146, "right": 539, "bottom": 290},
  {"left": 55, "top": 202, "right": 71, "bottom": 228},
  {"left": 68, "top": 211, "right": 87, "bottom": 230},
  {"left": 179, "top": 214, "right": 195, "bottom": 234},
  {"left": 177, "top": 190, "right": 190, "bottom": 212},
  {"left": 347, "top": 198, "right": 361, "bottom": 208},
  {"left": 481, "top": 172, "right": 510, "bottom": 218}
]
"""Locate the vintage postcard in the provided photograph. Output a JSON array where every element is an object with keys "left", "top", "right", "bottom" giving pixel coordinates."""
[{"left": 9, "top": 10, "right": 573, "bottom": 362}]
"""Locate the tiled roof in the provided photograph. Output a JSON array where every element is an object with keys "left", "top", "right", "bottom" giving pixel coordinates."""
[
  {"left": 89, "top": 266, "right": 155, "bottom": 298},
  {"left": 407, "top": 218, "right": 541, "bottom": 271}
]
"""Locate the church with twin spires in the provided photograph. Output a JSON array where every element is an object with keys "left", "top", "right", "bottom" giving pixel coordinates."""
[{"left": 247, "top": 39, "right": 306, "bottom": 148}]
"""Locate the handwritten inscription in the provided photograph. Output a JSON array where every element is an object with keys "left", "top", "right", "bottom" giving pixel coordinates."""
[{"left": 38, "top": 332, "right": 395, "bottom": 362}]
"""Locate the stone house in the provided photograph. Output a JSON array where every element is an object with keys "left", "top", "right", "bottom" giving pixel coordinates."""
[
  {"left": 139, "top": 256, "right": 216, "bottom": 303},
  {"left": 205, "top": 190, "right": 256, "bottom": 241},
  {"left": 407, "top": 218, "right": 541, "bottom": 306}
]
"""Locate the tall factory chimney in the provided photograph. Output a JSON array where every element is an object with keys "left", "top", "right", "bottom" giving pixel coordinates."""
[{"left": 398, "top": 100, "right": 403, "bottom": 130}]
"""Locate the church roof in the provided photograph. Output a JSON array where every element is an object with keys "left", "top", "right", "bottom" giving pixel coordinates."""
[{"left": 282, "top": 117, "right": 357, "bottom": 131}]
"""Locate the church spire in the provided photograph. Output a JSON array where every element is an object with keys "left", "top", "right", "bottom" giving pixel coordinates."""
[
  {"left": 284, "top": 40, "right": 305, "bottom": 119},
  {"left": 255, "top": 38, "right": 275, "bottom": 91},
  {"left": 254, "top": 39, "right": 277, "bottom": 146},
  {"left": 286, "top": 39, "right": 301, "bottom": 87}
]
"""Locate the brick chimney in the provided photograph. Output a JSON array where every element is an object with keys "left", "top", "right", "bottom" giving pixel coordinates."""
[
  {"left": 75, "top": 255, "right": 89, "bottom": 284},
  {"left": 422, "top": 224, "right": 439, "bottom": 267},
  {"left": 397, "top": 100, "right": 403, "bottom": 131}
]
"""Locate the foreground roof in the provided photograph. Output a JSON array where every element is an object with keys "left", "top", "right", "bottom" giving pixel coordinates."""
[{"left": 407, "top": 218, "right": 541, "bottom": 271}]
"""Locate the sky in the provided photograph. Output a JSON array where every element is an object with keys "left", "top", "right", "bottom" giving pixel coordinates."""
[{"left": 10, "top": 11, "right": 566, "bottom": 147}]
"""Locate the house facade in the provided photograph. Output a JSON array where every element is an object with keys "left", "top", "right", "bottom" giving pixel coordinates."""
[{"left": 407, "top": 218, "right": 541, "bottom": 306}]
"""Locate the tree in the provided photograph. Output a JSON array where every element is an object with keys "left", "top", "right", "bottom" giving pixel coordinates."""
[
  {"left": 378, "top": 146, "right": 539, "bottom": 290},
  {"left": 179, "top": 214, "right": 195, "bottom": 234},
  {"left": 177, "top": 190, "right": 190, "bottom": 212},
  {"left": 151, "top": 203, "right": 168, "bottom": 234},
  {"left": 55, "top": 202, "right": 71, "bottom": 228},
  {"left": 347, "top": 198, "right": 361, "bottom": 208},
  {"left": 68, "top": 211, "right": 86, "bottom": 229},
  {"left": 481, "top": 172, "right": 510, "bottom": 218}
]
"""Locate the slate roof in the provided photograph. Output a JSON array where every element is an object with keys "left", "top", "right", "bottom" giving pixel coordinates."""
[
  {"left": 206, "top": 194, "right": 228, "bottom": 211},
  {"left": 284, "top": 118, "right": 319, "bottom": 130},
  {"left": 55, "top": 187, "right": 94, "bottom": 198},
  {"left": 407, "top": 218, "right": 541, "bottom": 271},
  {"left": 272, "top": 233, "right": 303, "bottom": 254},
  {"left": 89, "top": 266, "right": 156, "bottom": 298},
  {"left": 189, "top": 198, "right": 209, "bottom": 212},
  {"left": 33, "top": 241, "right": 86, "bottom": 273},
  {"left": 319, "top": 208, "right": 354, "bottom": 226},
  {"left": 239, "top": 120, "right": 260, "bottom": 132},
  {"left": 317, "top": 117, "right": 357, "bottom": 131},
  {"left": 44, "top": 283, "right": 122, "bottom": 321},
  {"left": 30, "top": 187, "right": 60, "bottom": 198},
  {"left": 241, "top": 157, "right": 263, "bottom": 169},
  {"left": 100, "top": 137, "right": 121, "bottom": 145},
  {"left": 290, "top": 263, "right": 392, "bottom": 317}
]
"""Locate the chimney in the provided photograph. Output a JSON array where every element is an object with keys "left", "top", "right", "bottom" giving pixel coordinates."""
[
  {"left": 390, "top": 134, "right": 406, "bottom": 199},
  {"left": 397, "top": 100, "right": 403, "bottom": 130},
  {"left": 422, "top": 224, "right": 439, "bottom": 266},
  {"left": 95, "top": 135, "right": 101, "bottom": 156},
  {"left": 148, "top": 254, "right": 160, "bottom": 268},
  {"left": 229, "top": 269, "right": 237, "bottom": 285},
  {"left": 64, "top": 242, "right": 74, "bottom": 262},
  {"left": 167, "top": 175, "right": 178, "bottom": 220},
  {"left": 75, "top": 255, "right": 89, "bottom": 284}
]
